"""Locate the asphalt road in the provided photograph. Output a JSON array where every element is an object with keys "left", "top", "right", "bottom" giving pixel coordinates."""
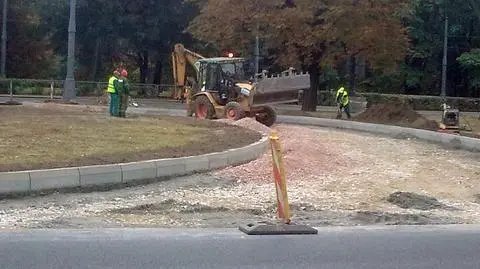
[
  {"left": 1, "top": 225, "right": 479, "bottom": 269},
  {"left": 2, "top": 95, "right": 479, "bottom": 117}
]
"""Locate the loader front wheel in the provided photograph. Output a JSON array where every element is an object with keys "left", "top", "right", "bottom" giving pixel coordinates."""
[
  {"left": 194, "top": 96, "right": 215, "bottom": 120},
  {"left": 255, "top": 106, "right": 277, "bottom": 127},
  {"left": 225, "top": 102, "right": 245, "bottom": 121}
]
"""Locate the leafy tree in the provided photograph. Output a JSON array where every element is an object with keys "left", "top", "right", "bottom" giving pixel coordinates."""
[
  {"left": 5, "top": 2, "right": 60, "bottom": 78},
  {"left": 457, "top": 49, "right": 480, "bottom": 97},
  {"left": 188, "top": 0, "right": 409, "bottom": 111}
]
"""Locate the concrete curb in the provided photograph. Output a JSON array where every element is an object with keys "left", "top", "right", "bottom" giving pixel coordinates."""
[
  {"left": 0, "top": 136, "right": 269, "bottom": 196},
  {"left": 277, "top": 115, "right": 480, "bottom": 152}
]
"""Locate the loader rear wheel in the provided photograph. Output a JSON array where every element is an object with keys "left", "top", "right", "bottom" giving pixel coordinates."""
[
  {"left": 194, "top": 96, "right": 215, "bottom": 120},
  {"left": 255, "top": 106, "right": 277, "bottom": 127},
  {"left": 225, "top": 102, "right": 245, "bottom": 121}
]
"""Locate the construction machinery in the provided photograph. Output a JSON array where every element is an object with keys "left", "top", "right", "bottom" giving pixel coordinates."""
[
  {"left": 439, "top": 103, "right": 460, "bottom": 130},
  {"left": 171, "top": 43, "right": 309, "bottom": 126}
]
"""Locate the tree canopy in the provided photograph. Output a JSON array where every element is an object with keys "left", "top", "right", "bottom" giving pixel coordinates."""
[{"left": 2, "top": 0, "right": 480, "bottom": 101}]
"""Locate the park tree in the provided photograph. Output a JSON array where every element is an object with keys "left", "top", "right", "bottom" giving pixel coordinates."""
[
  {"left": 5, "top": 1, "right": 60, "bottom": 78},
  {"left": 188, "top": 0, "right": 409, "bottom": 111},
  {"left": 321, "top": 0, "right": 409, "bottom": 92}
]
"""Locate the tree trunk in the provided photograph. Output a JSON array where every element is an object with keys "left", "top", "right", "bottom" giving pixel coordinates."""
[
  {"left": 302, "top": 63, "right": 320, "bottom": 112},
  {"left": 153, "top": 60, "right": 162, "bottom": 85},
  {"left": 348, "top": 55, "right": 356, "bottom": 96},
  {"left": 137, "top": 50, "right": 149, "bottom": 96},
  {"left": 139, "top": 51, "right": 148, "bottom": 83},
  {"left": 89, "top": 36, "right": 101, "bottom": 81}
]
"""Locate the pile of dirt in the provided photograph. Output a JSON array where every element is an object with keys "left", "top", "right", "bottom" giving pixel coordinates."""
[
  {"left": 387, "top": 192, "right": 445, "bottom": 210},
  {"left": 354, "top": 103, "right": 439, "bottom": 131},
  {"left": 217, "top": 117, "right": 272, "bottom": 135}
]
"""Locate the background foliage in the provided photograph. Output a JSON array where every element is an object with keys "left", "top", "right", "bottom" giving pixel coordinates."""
[{"left": 4, "top": 0, "right": 480, "bottom": 104}]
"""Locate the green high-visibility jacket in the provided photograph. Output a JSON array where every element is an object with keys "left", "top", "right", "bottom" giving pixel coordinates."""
[
  {"left": 114, "top": 79, "right": 129, "bottom": 95},
  {"left": 336, "top": 87, "right": 350, "bottom": 106}
]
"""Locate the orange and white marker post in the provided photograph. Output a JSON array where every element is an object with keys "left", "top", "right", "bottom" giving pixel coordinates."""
[{"left": 269, "top": 130, "right": 291, "bottom": 224}]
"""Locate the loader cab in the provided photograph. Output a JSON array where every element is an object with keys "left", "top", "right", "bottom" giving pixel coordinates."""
[
  {"left": 196, "top": 58, "right": 253, "bottom": 105},
  {"left": 196, "top": 58, "right": 252, "bottom": 90}
]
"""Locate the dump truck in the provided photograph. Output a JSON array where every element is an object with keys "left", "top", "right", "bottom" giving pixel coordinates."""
[{"left": 171, "top": 43, "right": 310, "bottom": 126}]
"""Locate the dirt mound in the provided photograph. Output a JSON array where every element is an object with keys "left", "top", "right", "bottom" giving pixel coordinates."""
[
  {"left": 387, "top": 192, "right": 444, "bottom": 210},
  {"left": 354, "top": 103, "right": 439, "bottom": 131},
  {"left": 217, "top": 117, "right": 272, "bottom": 135}
]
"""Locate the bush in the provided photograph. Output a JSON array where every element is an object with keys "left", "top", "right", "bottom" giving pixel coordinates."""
[{"left": 317, "top": 91, "right": 480, "bottom": 112}]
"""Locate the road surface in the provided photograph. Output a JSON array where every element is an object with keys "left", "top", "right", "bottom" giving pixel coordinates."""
[
  {"left": 2, "top": 95, "right": 479, "bottom": 117},
  {"left": 1, "top": 225, "right": 479, "bottom": 269}
]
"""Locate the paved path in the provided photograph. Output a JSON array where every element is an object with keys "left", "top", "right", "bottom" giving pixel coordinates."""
[
  {"left": 2, "top": 95, "right": 479, "bottom": 117},
  {"left": 1, "top": 225, "right": 479, "bottom": 269}
]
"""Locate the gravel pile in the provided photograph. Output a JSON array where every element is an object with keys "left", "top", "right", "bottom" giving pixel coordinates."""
[
  {"left": 215, "top": 124, "right": 343, "bottom": 183},
  {"left": 216, "top": 118, "right": 272, "bottom": 135}
]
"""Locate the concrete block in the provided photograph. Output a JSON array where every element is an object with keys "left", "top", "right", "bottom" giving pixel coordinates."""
[
  {"left": 228, "top": 146, "right": 256, "bottom": 165},
  {"left": 206, "top": 151, "right": 230, "bottom": 170},
  {"left": 239, "top": 221, "right": 318, "bottom": 235},
  {"left": 0, "top": 171, "right": 30, "bottom": 193},
  {"left": 30, "top": 167, "right": 80, "bottom": 191},
  {"left": 248, "top": 138, "right": 269, "bottom": 159},
  {"left": 184, "top": 156, "right": 210, "bottom": 173},
  {"left": 156, "top": 158, "right": 186, "bottom": 178},
  {"left": 121, "top": 161, "right": 157, "bottom": 182},
  {"left": 79, "top": 164, "right": 122, "bottom": 187}
]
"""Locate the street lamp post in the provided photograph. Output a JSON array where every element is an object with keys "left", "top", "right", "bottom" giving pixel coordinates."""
[
  {"left": 441, "top": 15, "right": 448, "bottom": 100},
  {"left": 63, "top": 0, "right": 77, "bottom": 101},
  {"left": 1, "top": 0, "right": 7, "bottom": 78},
  {"left": 254, "top": 21, "right": 260, "bottom": 82}
]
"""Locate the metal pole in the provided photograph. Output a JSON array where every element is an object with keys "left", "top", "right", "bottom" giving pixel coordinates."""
[
  {"left": 1, "top": 0, "right": 7, "bottom": 78},
  {"left": 50, "top": 81, "right": 54, "bottom": 100},
  {"left": 63, "top": 0, "right": 76, "bottom": 101},
  {"left": 254, "top": 21, "right": 260, "bottom": 82},
  {"left": 8, "top": 79, "right": 12, "bottom": 101},
  {"left": 441, "top": 13, "right": 448, "bottom": 100}
]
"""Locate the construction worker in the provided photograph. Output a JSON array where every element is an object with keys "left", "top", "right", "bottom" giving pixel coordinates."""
[
  {"left": 115, "top": 69, "right": 130, "bottom": 118},
  {"left": 336, "top": 86, "right": 351, "bottom": 119},
  {"left": 107, "top": 70, "right": 120, "bottom": 116}
]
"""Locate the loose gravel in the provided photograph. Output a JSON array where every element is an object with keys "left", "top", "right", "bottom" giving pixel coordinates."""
[{"left": 0, "top": 121, "right": 479, "bottom": 229}]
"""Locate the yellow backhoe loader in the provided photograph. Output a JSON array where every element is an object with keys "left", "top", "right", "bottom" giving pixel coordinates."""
[{"left": 172, "top": 43, "right": 309, "bottom": 126}]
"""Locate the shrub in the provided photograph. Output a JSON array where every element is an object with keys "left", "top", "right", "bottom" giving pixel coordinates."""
[{"left": 317, "top": 91, "right": 480, "bottom": 112}]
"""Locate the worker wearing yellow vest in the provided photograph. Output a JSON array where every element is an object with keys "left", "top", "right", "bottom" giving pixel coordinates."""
[
  {"left": 336, "top": 86, "right": 351, "bottom": 119},
  {"left": 107, "top": 70, "right": 120, "bottom": 116}
]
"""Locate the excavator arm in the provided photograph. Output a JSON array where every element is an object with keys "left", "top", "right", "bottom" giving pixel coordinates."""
[{"left": 171, "top": 43, "right": 205, "bottom": 100}]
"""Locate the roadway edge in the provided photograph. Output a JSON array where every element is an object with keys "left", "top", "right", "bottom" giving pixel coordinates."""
[
  {"left": 0, "top": 103, "right": 269, "bottom": 195},
  {"left": 277, "top": 115, "right": 480, "bottom": 152}
]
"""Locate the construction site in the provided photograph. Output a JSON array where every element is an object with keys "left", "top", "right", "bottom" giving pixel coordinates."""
[{"left": 0, "top": 42, "right": 479, "bottom": 230}]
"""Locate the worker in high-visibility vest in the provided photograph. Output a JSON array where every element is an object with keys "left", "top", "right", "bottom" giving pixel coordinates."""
[
  {"left": 336, "top": 86, "right": 351, "bottom": 119},
  {"left": 107, "top": 70, "right": 120, "bottom": 116}
]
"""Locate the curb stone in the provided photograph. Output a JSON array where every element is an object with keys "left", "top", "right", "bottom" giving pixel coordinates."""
[
  {"left": 277, "top": 115, "right": 480, "bottom": 152},
  {"left": 0, "top": 136, "right": 269, "bottom": 196}
]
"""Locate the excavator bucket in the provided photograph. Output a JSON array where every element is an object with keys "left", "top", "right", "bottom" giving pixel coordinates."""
[{"left": 253, "top": 69, "right": 310, "bottom": 106}]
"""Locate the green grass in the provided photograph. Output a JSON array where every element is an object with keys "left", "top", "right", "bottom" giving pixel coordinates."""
[{"left": 0, "top": 106, "right": 208, "bottom": 169}]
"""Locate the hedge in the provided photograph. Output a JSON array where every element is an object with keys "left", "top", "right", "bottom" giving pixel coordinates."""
[{"left": 317, "top": 91, "right": 480, "bottom": 112}]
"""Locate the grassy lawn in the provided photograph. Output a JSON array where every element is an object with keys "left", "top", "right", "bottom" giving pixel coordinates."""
[{"left": 0, "top": 104, "right": 260, "bottom": 172}]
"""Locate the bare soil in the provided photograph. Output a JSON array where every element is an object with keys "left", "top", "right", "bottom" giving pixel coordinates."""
[
  {"left": 0, "top": 104, "right": 261, "bottom": 172},
  {"left": 387, "top": 192, "right": 447, "bottom": 211},
  {"left": 353, "top": 103, "right": 440, "bottom": 131},
  {"left": 0, "top": 124, "right": 478, "bottom": 229}
]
